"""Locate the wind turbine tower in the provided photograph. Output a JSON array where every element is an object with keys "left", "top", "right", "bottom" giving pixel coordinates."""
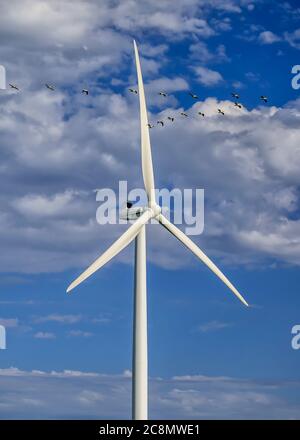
[{"left": 67, "top": 41, "right": 248, "bottom": 420}]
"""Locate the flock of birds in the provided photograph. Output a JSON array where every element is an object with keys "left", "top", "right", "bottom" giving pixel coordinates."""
[
  {"left": 7, "top": 82, "right": 89, "bottom": 95},
  {"left": 129, "top": 87, "right": 269, "bottom": 128},
  {"left": 6, "top": 83, "right": 269, "bottom": 129}
]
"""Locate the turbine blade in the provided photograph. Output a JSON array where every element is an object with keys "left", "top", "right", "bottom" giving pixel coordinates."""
[
  {"left": 158, "top": 214, "right": 249, "bottom": 307},
  {"left": 67, "top": 210, "right": 153, "bottom": 293},
  {"left": 133, "top": 40, "right": 156, "bottom": 205}
]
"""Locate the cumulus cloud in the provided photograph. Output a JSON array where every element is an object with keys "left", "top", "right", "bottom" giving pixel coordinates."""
[
  {"left": 285, "top": 28, "right": 300, "bottom": 49},
  {"left": 2, "top": 88, "right": 300, "bottom": 274},
  {"left": 193, "top": 66, "right": 224, "bottom": 86},
  {"left": 189, "top": 42, "right": 230, "bottom": 64},
  {"left": 13, "top": 190, "right": 87, "bottom": 219},
  {"left": 0, "top": 0, "right": 300, "bottom": 279},
  {"left": 145, "top": 77, "right": 189, "bottom": 107},
  {"left": 258, "top": 31, "right": 281, "bottom": 44},
  {"left": 0, "top": 367, "right": 299, "bottom": 419}
]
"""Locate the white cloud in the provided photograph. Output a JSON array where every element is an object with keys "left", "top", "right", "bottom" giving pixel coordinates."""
[
  {"left": 13, "top": 190, "right": 86, "bottom": 219},
  {"left": 0, "top": 367, "right": 299, "bottom": 419},
  {"left": 109, "top": 2, "right": 214, "bottom": 37},
  {"left": 0, "top": 367, "right": 99, "bottom": 378},
  {"left": 0, "top": 0, "right": 300, "bottom": 278},
  {"left": 193, "top": 66, "right": 224, "bottom": 86},
  {"left": 285, "top": 29, "right": 300, "bottom": 49},
  {"left": 0, "top": 318, "right": 18, "bottom": 328},
  {"left": 245, "top": 71, "right": 261, "bottom": 82},
  {"left": 78, "top": 390, "right": 103, "bottom": 405},
  {"left": 189, "top": 42, "right": 230, "bottom": 64},
  {"left": 2, "top": 92, "right": 300, "bottom": 274},
  {"left": 68, "top": 330, "right": 93, "bottom": 338},
  {"left": 145, "top": 77, "right": 189, "bottom": 107},
  {"left": 34, "top": 332, "right": 56, "bottom": 339},
  {"left": 232, "top": 80, "right": 245, "bottom": 90},
  {"left": 196, "top": 320, "right": 233, "bottom": 333},
  {"left": 35, "top": 314, "right": 82, "bottom": 324},
  {"left": 123, "top": 369, "right": 132, "bottom": 378},
  {"left": 258, "top": 31, "right": 281, "bottom": 44},
  {"left": 146, "top": 77, "right": 189, "bottom": 94},
  {"left": 92, "top": 315, "right": 111, "bottom": 324}
]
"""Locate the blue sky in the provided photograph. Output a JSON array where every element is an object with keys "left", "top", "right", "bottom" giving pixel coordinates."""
[{"left": 0, "top": 0, "right": 300, "bottom": 419}]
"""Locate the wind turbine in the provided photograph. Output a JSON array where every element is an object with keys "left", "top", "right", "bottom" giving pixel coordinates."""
[{"left": 67, "top": 40, "right": 249, "bottom": 420}]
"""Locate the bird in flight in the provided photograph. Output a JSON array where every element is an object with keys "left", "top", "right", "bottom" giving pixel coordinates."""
[
  {"left": 147, "top": 123, "right": 154, "bottom": 129},
  {"left": 198, "top": 112, "right": 205, "bottom": 117},
  {"left": 45, "top": 84, "right": 55, "bottom": 91},
  {"left": 218, "top": 109, "right": 225, "bottom": 115},
  {"left": 159, "top": 91, "right": 167, "bottom": 97},
  {"left": 180, "top": 112, "right": 188, "bottom": 117},
  {"left": 231, "top": 93, "right": 240, "bottom": 99},
  {"left": 129, "top": 88, "right": 138, "bottom": 94},
  {"left": 167, "top": 116, "right": 175, "bottom": 122},
  {"left": 82, "top": 89, "right": 89, "bottom": 95},
  {"left": 234, "top": 102, "right": 242, "bottom": 109},
  {"left": 260, "top": 95, "right": 268, "bottom": 103},
  {"left": 189, "top": 92, "right": 198, "bottom": 99},
  {"left": 157, "top": 120, "right": 164, "bottom": 127},
  {"left": 9, "top": 84, "right": 20, "bottom": 91}
]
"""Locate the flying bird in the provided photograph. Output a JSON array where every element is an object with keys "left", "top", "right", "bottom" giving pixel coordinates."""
[
  {"left": 198, "top": 112, "right": 205, "bottom": 117},
  {"left": 45, "top": 83, "right": 55, "bottom": 91},
  {"left": 167, "top": 116, "right": 175, "bottom": 122},
  {"left": 157, "top": 120, "right": 164, "bottom": 127},
  {"left": 231, "top": 93, "right": 240, "bottom": 99},
  {"left": 234, "top": 102, "right": 242, "bottom": 109},
  {"left": 189, "top": 92, "right": 198, "bottom": 99},
  {"left": 129, "top": 88, "right": 138, "bottom": 94},
  {"left": 260, "top": 95, "right": 268, "bottom": 103},
  {"left": 218, "top": 109, "right": 225, "bottom": 115},
  {"left": 180, "top": 112, "right": 188, "bottom": 117},
  {"left": 147, "top": 123, "right": 154, "bottom": 129},
  {"left": 9, "top": 84, "right": 20, "bottom": 91},
  {"left": 82, "top": 89, "right": 89, "bottom": 95},
  {"left": 158, "top": 91, "right": 167, "bottom": 97}
]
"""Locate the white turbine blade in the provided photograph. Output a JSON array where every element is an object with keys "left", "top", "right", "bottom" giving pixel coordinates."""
[
  {"left": 133, "top": 40, "right": 155, "bottom": 205},
  {"left": 67, "top": 210, "right": 153, "bottom": 293},
  {"left": 158, "top": 214, "right": 249, "bottom": 306}
]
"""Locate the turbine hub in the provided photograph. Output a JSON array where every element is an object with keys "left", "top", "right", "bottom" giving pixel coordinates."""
[{"left": 149, "top": 202, "right": 161, "bottom": 218}]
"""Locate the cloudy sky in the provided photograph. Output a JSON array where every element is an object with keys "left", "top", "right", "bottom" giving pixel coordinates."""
[{"left": 0, "top": 0, "right": 300, "bottom": 419}]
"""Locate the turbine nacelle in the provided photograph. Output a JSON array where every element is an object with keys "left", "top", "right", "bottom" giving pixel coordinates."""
[
  {"left": 120, "top": 206, "right": 145, "bottom": 220},
  {"left": 119, "top": 201, "right": 145, "bottom": 220},
  {"left": 119, "top": 201, "right": 161, "bottom": 221}
]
